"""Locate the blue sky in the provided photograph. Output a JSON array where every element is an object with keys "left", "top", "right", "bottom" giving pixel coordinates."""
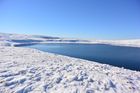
[{"left": 0, "top": 0, "right": 140, "bottom": 39}]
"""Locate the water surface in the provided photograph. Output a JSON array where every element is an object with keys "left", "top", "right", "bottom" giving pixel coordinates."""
[{"left": 21, "top": 43, "right": 140, "bottom": 71}]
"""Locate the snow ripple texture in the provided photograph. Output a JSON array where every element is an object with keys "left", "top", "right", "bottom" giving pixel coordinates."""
[{"left": 0, "top": 47, "right": 140, "bottom": 93}]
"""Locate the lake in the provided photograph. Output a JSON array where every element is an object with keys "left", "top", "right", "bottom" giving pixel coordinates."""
[{"left": 20, "top": 43, "right": 140, "bottom": 71}]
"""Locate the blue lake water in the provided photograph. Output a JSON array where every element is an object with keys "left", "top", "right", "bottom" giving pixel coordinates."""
[{"left": 21, "top": 43, "right": 140, "bottom": 71}]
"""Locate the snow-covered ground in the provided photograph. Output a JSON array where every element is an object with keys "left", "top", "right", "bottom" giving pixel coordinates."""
[{"left": 0, "top": 46, "right": 140, "bottom": 93}]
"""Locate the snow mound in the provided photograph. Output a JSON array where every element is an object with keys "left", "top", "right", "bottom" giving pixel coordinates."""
[{"left": 0, "top": 47, "right": 140, "bottom": 93}]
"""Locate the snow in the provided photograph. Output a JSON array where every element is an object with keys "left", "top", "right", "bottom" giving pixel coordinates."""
[
  {"left": 90, "top": 39, "right": 140, "bottom": 48},
  {"left": 0, "top": 33, "right": 140, "bottom": 92},
  {"left": 0, "top": 46, "right": 140, "bottom": 93},
  {"left": 0, "top": 33, "right": 89, "bottom": 46},
  {"left": 0, "top": 33, "right": 140, "bottom": 47}
]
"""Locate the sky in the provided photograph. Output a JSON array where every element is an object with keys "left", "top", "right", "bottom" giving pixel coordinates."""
[{"left": 0, "top": 0, "right": 140, "bottom": 39}]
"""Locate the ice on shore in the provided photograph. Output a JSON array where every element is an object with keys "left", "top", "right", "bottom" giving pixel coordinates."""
[{"left": 0, "top": 47, "right": 140, "bottom": 93}]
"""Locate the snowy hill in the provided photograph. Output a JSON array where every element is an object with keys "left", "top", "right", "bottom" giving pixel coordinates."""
[
  {"left": 0, "top": 33, "right": 89, "bottom": 46},
  {"left": 0, "top": 33, "right": 140, "bottom": 47},
  {"left": 91, "top": 39, "right": 140, "bottom": 48}
]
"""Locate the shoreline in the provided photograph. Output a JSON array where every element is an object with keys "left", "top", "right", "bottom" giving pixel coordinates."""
[
  {"left": 0, "top": 46, "right": 140, "bottom": 93},
  {"left": 13, "top": 41, "right": 140, "bottom": 48},
  {"left": 1, "top": 33, "right": 140, "bottom": 48}
]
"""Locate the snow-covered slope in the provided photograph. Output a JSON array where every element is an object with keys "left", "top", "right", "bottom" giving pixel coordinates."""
[{"left": 0, "top": 47, "right": 140, "bottom": 93}]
